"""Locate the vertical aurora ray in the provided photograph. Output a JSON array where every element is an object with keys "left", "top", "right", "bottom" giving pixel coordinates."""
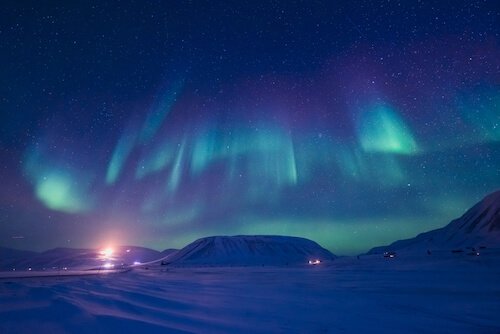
[
  {"left": 229, "top": 126, "right": 297, "bottom": 185},
  {"left": 294, "top": 136, "right": 338, "bottom": 184},
  {"left": 226, "top": 125, "right": 298, "bottom": 201},
  {"left": 106, "top": 130, "right": 137, "bottom": 184},
  {"left": 283, "top": 132, "right": 298, "bottom": 185},
  {"left": 357, "top": 104, "right": 419, "bottom": 155},
  {"left": 335, "top": 146, "right": 366, "bottom": 180},
  {"left": 136, "top": 140, "right": 175, "bottom": 179},
  {"left": 107, "top": 80, "right": 184, "bottom": 184},
  {"left": 138, "top": 79, "right": 184, "bottom": 144},
  {"left": 167, "top": 139, "right": 186, "bottom": 194},
  {"left": 188, "top": 123, "right": 298, "bottom": 187},
  {"left": 191, "top": 130, "right": 219, "bottom": 176}
]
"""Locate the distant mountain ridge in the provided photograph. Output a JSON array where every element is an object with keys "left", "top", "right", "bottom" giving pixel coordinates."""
[
  {"left": 163, "top": 235, "right": 336, "bottom": 266},
  {"left": 1, "top": 236, "right": 334, "bottom": 270},
  {"left": 0, "top": 245, "right": 164, "bottom": 271},
  {"left": 368, "top": 190, "right": 500, "bottom": 254}
]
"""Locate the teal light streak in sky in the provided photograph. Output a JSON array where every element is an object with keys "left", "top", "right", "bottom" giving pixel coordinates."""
[
  {"left": 108, "top": 80, "right": 183, "bottom": 184},
  {"left": 138, "top": 79, "right": 184, "bottom": 144},
  {"left": 189, "top": 124, "right": 298, "bottom": 189},
  {"left": 358, "top": 104, "right": 419, "bottom": 155},
  {"left": 294, "top": 136, "right": 338, "bottom": 184},
  {"left": 231, "top": 126, "right": 298, "bottom": 186},
  {"left": 167, "top": 139, "right": 186, "bottom": 194},
  {"left": 283, "top": 135, "right": 298, "bottom": 184},
  {"left": 136, "top": 140, "right": 175, "bottom": 179},
  {"left": 106, "top": 130, "right": 137, "bottom": 184},
  {"left": 191, "top": 130, "right": 218, "bottom": 176}
]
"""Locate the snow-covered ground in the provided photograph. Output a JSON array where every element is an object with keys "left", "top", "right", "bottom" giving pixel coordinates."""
[{"left": 1, "top": 255, "right": 499, "bottom": 333}]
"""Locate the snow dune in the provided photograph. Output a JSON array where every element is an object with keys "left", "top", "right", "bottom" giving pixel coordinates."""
[{"left": 1, "top": 257, "right": 499, "bottom": 333}]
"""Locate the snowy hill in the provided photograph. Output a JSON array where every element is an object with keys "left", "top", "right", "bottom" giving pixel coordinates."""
[
  {"left": 163, "top": 235, "right": 336, "bottom": 266},
  {"left": 368, "top": 190, "right": 500, "bottom": 255},
  {"left": 0, "top": 247, "right": 39, "bottom": 269},
  {"left": 161, "top": 248, "right": 178, "bottom": 257}
]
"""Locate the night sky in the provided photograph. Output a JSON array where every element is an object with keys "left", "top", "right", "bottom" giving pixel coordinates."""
[{"left": 1, "top": 1, "right": 498, "bottom": 255}]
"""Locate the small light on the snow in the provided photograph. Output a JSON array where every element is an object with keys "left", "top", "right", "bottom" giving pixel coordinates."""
[
  {"left": 28, "top": 267, "right": 32, "bottom": 271},
  {"left": 103, "top": 263, "right": 114, "bottom": 269},
  {"left": 133, "top": 261, "right": 141, "bottom": 265},
  {"left": 384, "top": 251, "right": 397, "bottom": 258},
  {"left": 308, "top": 259, "right": 321, "bottom": 265},
  {"left": 63, "top": 267, "right": 68, "bottom": 270},
  {"left": 126, "top": 249, "right": 131, "bottom": 253}
]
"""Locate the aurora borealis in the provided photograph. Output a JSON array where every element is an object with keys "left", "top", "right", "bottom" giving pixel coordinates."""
[{"left": 0, "top": 1, "right": 498, "bottom": 254}]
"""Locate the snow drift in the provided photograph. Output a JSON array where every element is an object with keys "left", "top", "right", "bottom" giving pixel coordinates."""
[
  {"left": 162, "top": 235, "right": 336, "bottom": 266},
  {"left": 368, "top": 190, "right": 500, "bottom": 254}
]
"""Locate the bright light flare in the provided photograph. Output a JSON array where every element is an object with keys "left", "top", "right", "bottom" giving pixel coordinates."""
[
  {"left": 100, "top": 247, "right": 114, "bottom": 258},
  {"left": 308, "top": 259, "right": 321, "bottom": 265}
]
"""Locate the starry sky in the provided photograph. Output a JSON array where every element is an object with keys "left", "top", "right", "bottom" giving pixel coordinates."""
[{"left": 0, "top": 1, "right": 499, "bottom": 255}]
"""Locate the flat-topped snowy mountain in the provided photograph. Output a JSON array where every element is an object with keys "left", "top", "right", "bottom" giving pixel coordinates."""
[
  {"left": 368, "top": 190, "right": 500, "bottom": 255},
  {"left": 163, "top": 235, "right": 336, "bottom": 266}
]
